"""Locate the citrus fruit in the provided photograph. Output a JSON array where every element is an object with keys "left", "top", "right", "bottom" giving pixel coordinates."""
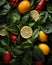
[
  {"left": 38, "top": 30, "right": 48, "bottom": 42},
  {"left": 18, "top": 1, "right": 30, "bottom": 14},
  {"left": 30, "top": 10, "right": 39, "bottom": 21},
  {"left": 38, "top": 43, "right": 50, "bottom": 55},
  {"left": 24, "top": 0, "right": 27, "bottom": 1},
  {"left": 20, "top": 26, "right": 33, "bottom": 39},
  {"left": 0, "top": 29, "right": 6, "bottom": 36}
]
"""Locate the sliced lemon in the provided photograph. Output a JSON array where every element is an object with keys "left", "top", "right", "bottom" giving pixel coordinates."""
[
  {"left": 0, "top": 29, "right": 6, "bottom": 36},
  {"left": 20, "top": 26, "right": 33, "bottom": 39},
  {"left": 30, "top": 10, "right": 39, "bottom": 21}
]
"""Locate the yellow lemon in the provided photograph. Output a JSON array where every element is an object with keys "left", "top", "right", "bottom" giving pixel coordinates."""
[
  {"left": 20, "top": 26, "right": 33, "bottom": 39},
  {"left": 30, "top": 10, "right": 39, "bottom": 21},
  {"left": 38, "top": 30, "right": 48, "bottom": 42},
  {"left": 38, "top": 43, "right": 50, "bottom": 55}
]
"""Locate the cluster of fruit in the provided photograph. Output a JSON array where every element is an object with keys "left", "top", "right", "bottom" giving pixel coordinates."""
[
  {"left": 0, "top": 0, "right": 51, "bottom": 65},
  {"left": 9, "top": 0, "right": 50, "bottom": 56}
]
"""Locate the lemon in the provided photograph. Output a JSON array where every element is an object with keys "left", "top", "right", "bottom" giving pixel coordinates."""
[
  {"left": 30, "top": 10, "right": 39, "bottom": 21},
  {"left": 38, "top": 30, "right": 48, "bottom": 42},
  {"left": 0, "top": 29, "right": 6, "bottom": 36},
  {"left": 20, "top": 26, "right": 33, "bottom": 39},
  {"left": 38, "top": 43, "right": 50, "bottom": 55}
]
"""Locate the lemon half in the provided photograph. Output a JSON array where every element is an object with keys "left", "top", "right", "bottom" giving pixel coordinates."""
[
  {"left": 30, "top": 10, "right": 39, "bottom": 21},
  {"left": 20, "top": 26, "right": 33, "bottom": 39},
  {"left": 0, "top": 29, "right": 6, "bottom": 36}
]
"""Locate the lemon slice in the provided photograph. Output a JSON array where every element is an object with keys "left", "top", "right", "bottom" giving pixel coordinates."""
[
  {"left": 0, "top": 29, "right": 6, "bottom": 36},
  {"left": 20, "top": 26, "right": 33, "bottom": 39},
  {"left": 30, "top": 10, "right": 39, "bottom": 21}
]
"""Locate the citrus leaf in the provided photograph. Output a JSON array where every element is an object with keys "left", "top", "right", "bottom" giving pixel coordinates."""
[
  {"left": 0, "top": 2, "right": 11, "bottom": 16},
  {"left": 0, "top": 47, "right": 5, "bottom": 56},
  {"left": 47, "top": 4, "right": 52, "bottom": 14},
  {"left": 0, "top": 0, "right": 6, "bottom": 6},
  {"left": 41, "top": 21, "right": 52, "bottom": 34},
  {"left": 33, "top": 46, "right": 45, "bottom": 62},
  {"left": 7, "top": 9, "right": 21, "bottom": 24},
  {"left": 22, "top": 50, "right": 32, "bottom": 65},
  {"left": 39, "top": 11, "right": 48, "bottom": 24}
]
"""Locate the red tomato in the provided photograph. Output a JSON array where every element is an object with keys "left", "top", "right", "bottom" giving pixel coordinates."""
[
  {"left": 9, "top": 0, "right": 19, "bottom": 7},
  {"left": 9, "top": 0, "right": 15, "bottom": 7},
  {"left": 10, "top": 33, "right": 17, "bottom": 43},
  {"left": 35, "top": 61, "right": 44, "bottom": 65},
  {"left": 3, "top": 51, "right": 11, "bottom": 64},
  {"left": 15, "top": 0, "right": 19, "bottom": 5},
  {"left": 35, "top": 0, "right": 46, "bottom": 11}
]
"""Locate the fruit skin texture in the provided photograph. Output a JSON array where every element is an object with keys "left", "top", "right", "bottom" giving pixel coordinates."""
[
  {"left": 3, "top": 51, "right": 11, "bottom": 64},
  {"left": 10, "top": 33, "right": 17, "bottom": 43},
  {"left": 35, "top": 0, "right": 46, "bottom": 11},
  {"left": 38, "top": 30, "right": 48, "bottom": 42},
  {"left": 38, "top": 43, "right": 50, "bottom": 55},
  {"left": 18, "top": 1, "right": 30, "bottom": 14},
  {"left": 35, "top": 61, "right": 44, "bottom": 65}
]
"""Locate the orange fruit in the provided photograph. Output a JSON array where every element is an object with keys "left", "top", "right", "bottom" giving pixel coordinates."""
[
  {"left": 38, "top": 43, "right": 50, "bottom": 55},
  {"left": 20, "top": 26, "right": 33, "bottom": 39},
  {"left": 18, "top": 1, "right": 30, "bottom": 14},
  {"left": 24, "top": 0, "right": 27, "bottom": 1},
  {"left": 30, "top": 10, "right": 39, "bottom": 21},
  {"left": 38, "top": 30, "right": 48, "bottom": 42}
]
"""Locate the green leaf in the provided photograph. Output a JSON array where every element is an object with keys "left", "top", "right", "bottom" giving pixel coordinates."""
[
  {"left": 31, "top": 26, "right": 40, "bottom": 42},
  {"left": 47, "top": 4, "right": 52, "bottom": 14},
  {"left": 22, "top": 49, "right": 32, "bottom": 65},
  {"left": 0, "top": 2, "right": 11, "bottom": 16},
  {"left": 30, "top": 0, "right": 40, "bottom": 10},
  {"left": 28, "top": 19, "right": 35, "bottom": 27},
  {"left": 10, "top": 59, "right": 18, "bottom": 65},
  {"left": 33, "top": 46, "right": 45, "bottom": 62},
  {"left": 7, "top": 9, "right": 21, "bottom": 24},
  {"left": 12, "top": 48, "right": 23, "bottom": 56},
  {"left": 5, "top": 24, "right": 19, "bottom": 35},
  {"left": 39, "top": 11, "right": 48, "bottom": 24},
  {"left": 0, "top": 40, "right": 10, "bottom": 50},
  {"left": 0, "top": 47, "right": 5, "bottom": 56},
  {"left": 21, "top": 13, "right": 30, "bottom": 23},
  {"left": 30, "top": 0, "right": 35, "bottom": 7},
  {"left": 0, "top": 0, "right": 6, "bottom": 6},
  {"left": 19, "top": 13, "right": 30, "bottom": 28},
  {"left": 48, "top": 14, "right": 52, "bottom": 22},
  {"left": 47, "top": 56, "right": 52, "bottom": 65},
  {"left": 41, "top": 21, "right": 52, "bottom": 34}
]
